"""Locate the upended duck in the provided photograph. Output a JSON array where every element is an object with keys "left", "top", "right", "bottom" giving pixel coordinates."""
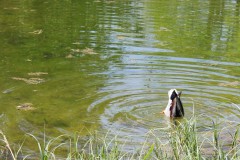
[{"left": 162, "top": 89, "right": 184, "bottom": 118}]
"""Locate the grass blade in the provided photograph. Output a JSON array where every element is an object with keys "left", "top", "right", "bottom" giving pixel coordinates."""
[{"left": 143, "top": 143, "right": 154, "bottom": 160}]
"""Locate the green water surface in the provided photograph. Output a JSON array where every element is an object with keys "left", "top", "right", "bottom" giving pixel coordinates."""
[{"left": 0, "top": 0, "right": 240, "bottom": 155}]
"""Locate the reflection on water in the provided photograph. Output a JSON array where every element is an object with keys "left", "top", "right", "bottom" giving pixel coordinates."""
[{"left": 0, "top": 0, "right": 240, "bottom": 154}]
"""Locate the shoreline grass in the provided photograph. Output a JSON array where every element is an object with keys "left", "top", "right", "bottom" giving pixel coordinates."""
[{"left": 0, "top": 116, "right": 239, "bottom": 160}]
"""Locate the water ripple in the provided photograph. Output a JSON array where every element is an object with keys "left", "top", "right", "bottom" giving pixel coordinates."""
[{"left": 86, "top": 54, "right": 239, "bottom": 148}]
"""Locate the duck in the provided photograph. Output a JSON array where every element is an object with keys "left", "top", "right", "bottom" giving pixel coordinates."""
[{"left": 162, "top": 89, "right": 184, "bottom": 118}]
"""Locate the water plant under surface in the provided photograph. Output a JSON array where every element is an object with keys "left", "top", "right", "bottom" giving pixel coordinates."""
[
  {"left": 0, "top": 115, "right": 239, "bottom": 160},
  {"left": 1, "top": 0, "right": 240, "bottom": 158}
]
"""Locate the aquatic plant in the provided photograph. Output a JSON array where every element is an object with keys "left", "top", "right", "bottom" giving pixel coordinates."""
[{"left": 0, "top": 116, "right": 239, "bottom": 160}]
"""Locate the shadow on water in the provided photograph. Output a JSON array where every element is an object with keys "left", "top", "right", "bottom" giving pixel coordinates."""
[{"left": 0, "top": 0, "right": 240, "bottom": 156}]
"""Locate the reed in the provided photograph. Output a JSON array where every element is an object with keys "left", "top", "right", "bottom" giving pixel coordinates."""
[
  {"left": 169, "top": 117, "right": 202, "bottom": 160},
  {"left": 0, "top": 116, "right": 239, "bottom": 160}
]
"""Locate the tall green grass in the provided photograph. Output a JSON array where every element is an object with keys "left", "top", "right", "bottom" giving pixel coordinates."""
[{"left": 0, "top": 116, "right": 239, "bottom": 160}]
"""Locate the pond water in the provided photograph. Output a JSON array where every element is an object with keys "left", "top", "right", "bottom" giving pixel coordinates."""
[{"left": 0, "top": 0, "right": 240, "bottom": 155}]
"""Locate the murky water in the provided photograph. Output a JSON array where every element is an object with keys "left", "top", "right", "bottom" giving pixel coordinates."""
[{"left": 0, "top": 0, "right": 240, "bottom": 154}]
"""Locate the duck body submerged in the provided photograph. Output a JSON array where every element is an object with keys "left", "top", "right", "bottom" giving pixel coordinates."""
[{"left": 163, "top": 89, "right": 184, "bottom": 118}]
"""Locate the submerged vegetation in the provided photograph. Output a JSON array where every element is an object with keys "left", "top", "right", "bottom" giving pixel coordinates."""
[
  {"left": 0, "top": 116, "right": 239, "bottom": 160},
  {"left": 1, "top": 0, "right": 240, "bottom": 159}
]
